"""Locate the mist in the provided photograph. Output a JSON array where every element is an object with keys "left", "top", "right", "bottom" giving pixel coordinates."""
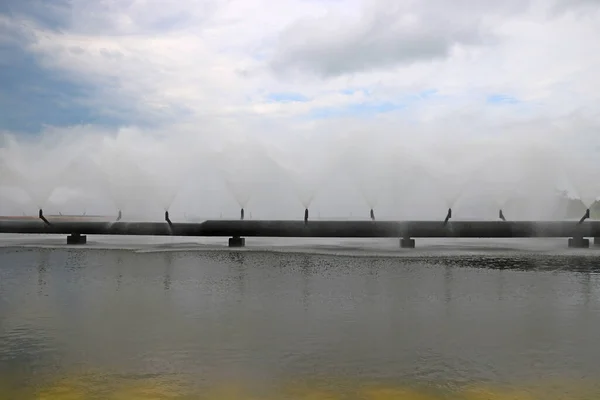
[{"left": 0, "top": 116, "right": 599, "bottom": 221}]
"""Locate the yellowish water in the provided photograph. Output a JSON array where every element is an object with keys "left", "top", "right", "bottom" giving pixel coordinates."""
[
  {"left": 4, "top": 374, "right": 599, "bottom": 400},
  {"left": 4, "top": 249, "right": 600, "bottom": 400}
]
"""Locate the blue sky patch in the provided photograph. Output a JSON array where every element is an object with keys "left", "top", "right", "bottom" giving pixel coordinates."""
[
  {"left": 418, "top": 89, "right": 438, "bottom": 99},
  {"left": 266, "top": 92, "right": 309, "bottom": 103},
  {"left": 339, "top": 87, "right": 373, "bottom": 96},
  {"left": 306, "top": 88, "right": 438, "bottom": 120},
  {"left": 0, "top": 0, "right": 71, "bottom": 30},
  {"left": 307, "top": 101, "right": 403, "bottom": 119},
  {"left": 0, "top": 43, "right": 126, "bottom": 133},
  {"left": 487, "top": 94, "right": 520, "bottom": 105}
]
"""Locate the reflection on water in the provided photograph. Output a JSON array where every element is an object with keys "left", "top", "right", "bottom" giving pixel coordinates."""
[
  {"left": 37, "top": 249, "right": 50, "bottom": 296},
  {"left": 1, "top": 247, "right": 600, "bottom": 399},
  {"left": 163, "top": 252, "right": 174, "bottom": 291}
]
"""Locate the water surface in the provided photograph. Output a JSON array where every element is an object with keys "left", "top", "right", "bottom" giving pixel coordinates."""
[{"left": 1, "top": 238, "right": 600, "bottom": 399}]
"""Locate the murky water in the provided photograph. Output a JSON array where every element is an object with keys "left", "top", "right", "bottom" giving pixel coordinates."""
[{"left": 2, "top": 239, "right": 600, "bottom": 399}]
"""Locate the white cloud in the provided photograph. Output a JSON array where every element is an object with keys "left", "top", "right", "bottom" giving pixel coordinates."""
[
  {"left": 2, "top": 0, "right": 598, "bottom": 127},
  {"left": 270, "top": 0, "right": 498, "bottom": 77}
]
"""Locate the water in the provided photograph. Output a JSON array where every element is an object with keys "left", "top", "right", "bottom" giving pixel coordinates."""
[
  {"left": 2, "top": 127, "right": 597, "bottom": 221},
  {"left": 2, "top": 238, "right": 600, "bottom": 399}
]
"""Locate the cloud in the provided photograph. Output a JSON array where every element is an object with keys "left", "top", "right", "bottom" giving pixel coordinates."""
[
  {"left": 269, "top": 0, "right": 530, "bottom": 78},
  {"left": 0, "top": 0, "right": 598, "bottom": 146},
  {"left": 553, "top": 0, "right": 600, "bottom": 14},
  {"left": 0, "top": 0, "right": 71, "bottom": 30}
]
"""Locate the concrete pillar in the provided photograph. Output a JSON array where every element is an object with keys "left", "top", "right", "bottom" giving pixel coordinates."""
[
  {"left": 400, "top": 237, "right": 415, "bottom": 249},
  {"left": 67, "top": 233, "right": 87, "bottom": 245},
  {"left": 568, "top": 237, "right": 589, "bottom": 248},
  {"left": 228, "top": 236, "right": 245, "bottom": 248}
]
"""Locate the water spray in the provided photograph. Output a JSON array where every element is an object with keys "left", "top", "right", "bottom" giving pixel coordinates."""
[
  {"left": 370, "top": 208, "right": 375, "bottom": 221},
  {"left": 499, "top": 209, "right": 506, "bottom": 221},
  {"left": 116, "top": 210, "right": 122, "bottom": 222},
  {"left": 578, "top": 208, "right": 590, "bottom": 224},
  {"left": 165, "top": 210, "right": 172, "bottom": 226},
  {"left": 443, "top": 208, "right": 452, "bottom": 226},
  {"left": 240, "top": 208, "right": 245, "bottom": 220},
  {"left": 304, "top": 208, "right": 309, "bottom": 225},
  {"left": 38, "top": 209, "right": 50, "bottom": 226}
]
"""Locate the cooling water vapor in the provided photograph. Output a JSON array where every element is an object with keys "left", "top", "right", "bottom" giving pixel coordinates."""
[{"left": 0, "top": 125, "right": 598, "bottom": 221}]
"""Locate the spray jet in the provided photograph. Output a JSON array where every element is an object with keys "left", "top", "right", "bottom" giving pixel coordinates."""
[
  {"left": 499, "top": 209, "right": 506, "bottom": 221},
  {"left": 240, "top": 208, "right": 245, "bottom": 220},
  {"left": 116, "top": 210, "right": 122, "bottom": 222},
  {"left": 370, "top": 208, "right": 375, "bottom": 221},
  {"left": 304, "top": 208, "right": 309, "bottom": 225},
  {"left": 443, "top": 208, "right": 452, "bottom": 226},
  {"left": 38, "top": 209, "right": 50, "bottom": 226},
  {"left": 165, "top": 210, "right": 172, "bottom": 226},
  {"left": 578, "top": 208, "right": 590, "bottom": 224}
]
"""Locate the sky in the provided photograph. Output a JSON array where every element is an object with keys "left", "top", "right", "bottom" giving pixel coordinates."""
[
  {"left": 0, "top": 0, "right": 599, "bottom": 133},
  {"left": 1, "top": 0, "right": 600, "bottom": 218}
]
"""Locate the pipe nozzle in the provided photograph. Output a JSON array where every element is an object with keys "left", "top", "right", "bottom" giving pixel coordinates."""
[
  {"left": 39, "top": 209, "right": 50, "bottom": 226},
  {"left": 578, "top": 208, "right": 590, "bottom": 224},
  {"left": 499, "top": 209, "right": 506, "bottom": 221},
  {"left": 443, "top": 208, "right": 452, "bottom": 225}
]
